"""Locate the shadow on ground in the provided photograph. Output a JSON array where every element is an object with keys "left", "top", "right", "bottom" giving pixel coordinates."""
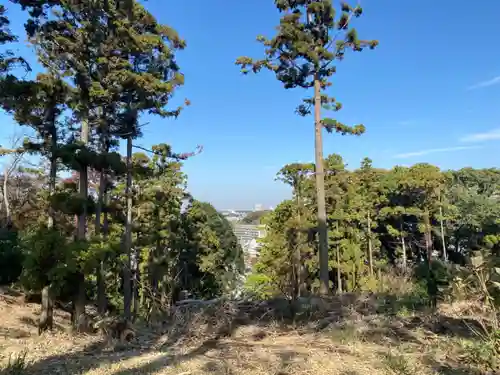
[
  {"left": 18, "top": 316, "right": 67, "bottom": 333},
  {"left": 0, "top": 293, "right": 488, "bottom": 374},
  {"left": 0, "top": 326, "right": 31, "bottom": 339}
]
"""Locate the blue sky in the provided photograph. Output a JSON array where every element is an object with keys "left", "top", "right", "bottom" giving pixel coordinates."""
[{"left": 2, "top": 0, "right": 500, "bottom": 210}]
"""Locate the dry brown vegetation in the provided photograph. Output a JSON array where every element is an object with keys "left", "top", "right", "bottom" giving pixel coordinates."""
[{"left": 0, "top": 285, "right": 497, "bottom": 375}]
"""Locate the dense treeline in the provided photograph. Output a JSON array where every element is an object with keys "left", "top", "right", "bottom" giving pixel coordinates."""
[
  {"left": 249, "top": 158, "right": 500, "bottom": 300},
  {"left": 0, "top": 0, "right": 243, "bottom": 332}
]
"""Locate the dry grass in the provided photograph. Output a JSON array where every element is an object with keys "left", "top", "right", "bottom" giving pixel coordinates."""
[{"left": 0, "top": 288, "right": 491, "bottom": 375}]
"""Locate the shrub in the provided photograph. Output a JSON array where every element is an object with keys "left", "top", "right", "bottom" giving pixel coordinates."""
[{"left": 0, "top": 228, "right": 23, "bottom": 285}]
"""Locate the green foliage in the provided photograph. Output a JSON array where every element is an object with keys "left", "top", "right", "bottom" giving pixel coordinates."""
[
  {"left": 20, "top": 225, "right": 75, "bottom": 294},
  {"left": 240, "top": 210, "right": 270, "bottom": 225},
  {"left": 243, "top": 272, "right": 276, "bottom": 300},
  {"left": 253, "top": 153, "right": 500, "bottom": 306},
  {"left": 176, "top": 200, "right": 245, "bottom": 298},
  {"left": 0, "top": 228, "right": 23, "bottom": 285},
  {"left": 461, "top": 331, "right": 500, "bottom": 372}
]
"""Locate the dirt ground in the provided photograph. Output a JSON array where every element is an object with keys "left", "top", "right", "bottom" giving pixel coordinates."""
[{"left": 0, "top": 289, "right": 491, "bottom": 375}]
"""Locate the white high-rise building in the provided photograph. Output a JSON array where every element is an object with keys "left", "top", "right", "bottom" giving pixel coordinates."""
[{"left": 254, "top": 203, "right": 263, "bottom": 211}]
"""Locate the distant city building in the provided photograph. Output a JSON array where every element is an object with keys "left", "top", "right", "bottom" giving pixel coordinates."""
[
  {"left": 232, "top": 223, "right": 266, "bottom": 273},
  {"left": 219, "top": 209, "right": 252, "bottom": 222},
  {"left": 254, "top": 203, "right": 263, "bottom": 211}
]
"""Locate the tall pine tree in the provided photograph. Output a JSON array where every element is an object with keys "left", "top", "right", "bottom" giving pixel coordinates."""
[{"left": 236, "top": 0, "right": 377, "bottom": 294}]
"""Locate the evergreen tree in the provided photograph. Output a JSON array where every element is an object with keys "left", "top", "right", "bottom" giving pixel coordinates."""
[
  {"left": 236, "top": 0, "right": 377, "bottom": 295},
  {"left": 0, "top": 4, "right": 28, "bottom": 76},
  {"left": 276, "top": 162, "right": 315, "bottom": 298}
]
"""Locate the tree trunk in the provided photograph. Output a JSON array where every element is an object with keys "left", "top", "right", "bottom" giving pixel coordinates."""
[
  {"left": 439, "top": 205, "right": 447, "bottom": 261},
  {"left": 367, "top": 214, "right": 373, "bottom": 276},
  {"left": 400, "top": 221, "right": 407, "bottom": 270},
  {"left": 38, "top": 285, "right": 54, "bottom": 335},
  {"left": 314, "top": 76, "right": 329, "bottom": 296},
  {"left": 3, "top": 166, "right": 10, "bottom": 224},
  {"left": 123, "top": 135, "right": 133, "bottom": 320},
  {"left": 72, "top": 272, "right": 87, "bottom": 332},
  {"left": 96, "top": 169, "right": 107, "bottom": 315},
  {"left": 41, "top": 119, "right": 58, "bottom": 332},
  {"left": 293, "top": 192, "right": 301, "bottom": 300},
  {"left": 47, "top": 130, "right": 57, "bottom": 229},
  {"left": 424, "top": 210, "right": 432, "bottom": 266},
  {"left": 73, "top": 116, "right": 89, "bottom": 332},
  {"left": 132, "top": 260, "right": 139, "bottom": 321}
]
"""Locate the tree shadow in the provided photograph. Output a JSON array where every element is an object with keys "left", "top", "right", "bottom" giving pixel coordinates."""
[
  {"left": 0, "top": 326, "right": 31, "bottom": 339},
  {"left": 107, "top": 338, "right": 303, "bottom": 375},
  {"left": 0, "top": 287, "right": 22, "bottom": 298},
  {"left": 402, "top": 314, "right": 485, "bottom": 340},
  {"left": 0, "top": 292, "right": 491, "bottom": 374},
  {"left": 18, "top": 315, "right": 67, "bottom": 333},
  {"left": 423, "top": 356, "right": 481, "bottom": 375},
  {"left": 0, "top": 340, "right": 138, "bottom": 375}
]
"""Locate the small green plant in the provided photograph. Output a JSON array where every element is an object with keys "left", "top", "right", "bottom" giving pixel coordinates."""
[
  {"left": 458, "top": 251, "right": 500, "bottom": 373},
  {"left": 242, "top": 273, "right": 275, "bottom": 300},
  {"left": 2, "top": 350, "right": 28, "bottom": 375},
  {"left": 329, "top": 324, "right": 360, "bottom": 345},
  {"left": 383, "top": 351, "right": 414, "bottom": 375},
  {"left": 461, "top": 332, "right": 500, "bottom": 373}
]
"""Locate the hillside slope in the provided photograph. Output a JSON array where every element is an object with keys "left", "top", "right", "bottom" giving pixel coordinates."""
[{"left": 0, "top": 289, "right": 493, "bottom": 375}]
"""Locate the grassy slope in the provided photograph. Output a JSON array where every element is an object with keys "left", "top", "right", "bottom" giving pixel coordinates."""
[{"left": 0, "top": 287, "right": 492, "bottom": 375}]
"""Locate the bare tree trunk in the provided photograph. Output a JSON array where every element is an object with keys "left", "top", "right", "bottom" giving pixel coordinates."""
[
  {"left": 132, "top": 253, "right": 139, "bottom": 321},
  {"left": 367, "top": 214, "right": 373, "bottom": 276},
  {"left": 4, "top": 166, "right": 10, "bottom": 224},
  {"left": 96, "top": 169, "right": 106, "bottom": 315},
  {"left": 123, "top": 135, "right": 133, "bottom": 320},
  {"left": 47, "top": 135, "right": 57, "bottom": 229},
  {"left": 38, "top": 285, "right": 54, "bottom": 335},
  {"left": 400, "top": 221, "right": 407, "bottom": 270},
  {"left": 423, "top": 210, "right": 432, "bottom": 267},
  {"left": 439, "top": 205, "right": 447, "bottom": 262},
  {"left": 314, "top": 76, "right": 329, "bottom": 296},
  {"left": 73, "top": 117, "right": 89, "bottom": 332},
  {"left": 293, "top": 192, "right": 301, "bottom": 300}
]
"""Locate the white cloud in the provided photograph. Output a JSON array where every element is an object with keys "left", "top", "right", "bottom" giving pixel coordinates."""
[
  {"left": 393, "top": 146, "right": 480, "bottom": 159},
  {"left": 467, "top": 75, "right": 500, "bottom": 90},
  {"left": 460, "top": 128, "right": 500, "bottom": 143}
]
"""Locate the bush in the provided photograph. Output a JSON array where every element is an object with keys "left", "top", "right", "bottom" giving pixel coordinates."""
[
  {"left": 243, "top": 273, "right": 276, "bottom": 300},
  {"left": 0, "top": 228, "right": 23, "bottom": 285},
  {"left": 19, "top": 226, "right": 74, "bottom": 294}
]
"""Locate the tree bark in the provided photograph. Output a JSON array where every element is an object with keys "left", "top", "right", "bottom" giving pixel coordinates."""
[
  {"left": 423, "top": 210, "right": 432, "bottom": 266},
  {"left": 400, "top": 221, "right": 407, "bottom": 270},
  {"left": 314, "top": 76, "right": 329, "bottom": 296},
  {"left": 73, "top": 116, "right": 89, "bottom": 332},
  {"left": 439, "top": 205, "right": 447, "bottom": 261},
  {"left": 123, "top": 135, "right": 133, "bottom": 320},
  {"left": 293, "top": 190, "right": 301, "bottom": 300},
  {"left": 47, "top": 131, "right": 57, "bottom": 229},
  {"left": 3, "top": 166, "right": 10, "bottom": 224},
  {"left": 38, "top": 285, "right": 54, "bottom": 335},
  {"left": 72, "top": 272, "right": 87, "bottom": 332},
  {"left": 96, "top": 169, "right": 107, "bottom": 315}
]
